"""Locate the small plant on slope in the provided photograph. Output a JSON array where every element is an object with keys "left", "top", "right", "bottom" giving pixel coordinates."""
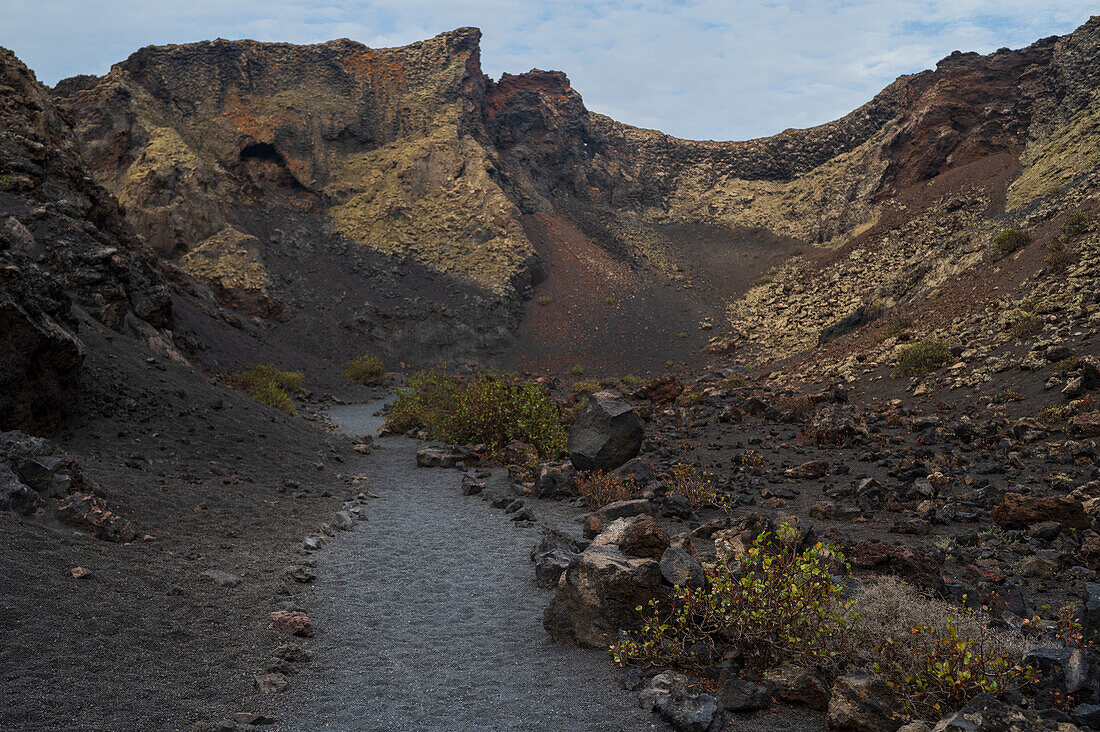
[
  {"left": 893, "top": 340, "right": 951, "bottom": 378},
  {"left": 236, "top": 363, "right": 304, "bottom": 414},
  {"left": 342, "top": 354, "right": 386, "bottom": 386}
]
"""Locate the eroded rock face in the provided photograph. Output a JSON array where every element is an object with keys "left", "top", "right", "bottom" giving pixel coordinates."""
[
  {"left": 0, "top": 262, "right": 84, "bottom": 435},
  {"left": 567, "top": 392, "right": 644, "bottom": 472},
  {"left": 0, "top": 47, "right": 171, "bottom": 434}
]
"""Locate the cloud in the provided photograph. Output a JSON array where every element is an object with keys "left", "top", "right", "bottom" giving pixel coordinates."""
[{"left": 2, "top": 0, "right": 1094, "bottom": 139}]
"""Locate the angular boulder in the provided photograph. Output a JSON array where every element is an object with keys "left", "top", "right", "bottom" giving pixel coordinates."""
[
  {"left": 534, "top": 460, "right": 576, "bottom": 499},
  {"left": 567, "top": 391, "right": 643, "bottom": 472},
  {"left": 618, "top": 514, "right": 670, "bottom": 559},
  {"left": 543, "top": 541, "right": 662, "bottom": 648},
  {"left": 530, "top": 531, "right": 579, "bottom": 588}
]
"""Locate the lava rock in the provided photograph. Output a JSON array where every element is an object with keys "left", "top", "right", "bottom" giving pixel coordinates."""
[
  {"left": 659, "top": 546, "right": 706, "bottom": 589},
  {"left": 543, "top": 543, "right": 662, "bottom": 648},
  {"left": 270, "top": 611, "right": 314, "bottom": 638},
  {"left": 531, "top": 531, "right": 580, "bottom": 588},
  {"left": 716, "top": 672, "right": 770, "bottom": 712},
  {"left": 567, "top": 392, "right": 644, "bottom": 472},
  {"left": 533, "top": 461, "right": 576, "bottom": 499},
  {"left": 826, "top": 672, "right": 906, "bottom": 732}
]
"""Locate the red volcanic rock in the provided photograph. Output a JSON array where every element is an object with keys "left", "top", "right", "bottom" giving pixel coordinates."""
[
  {"left": 618, "top": 515, "right": 670, "bottom": 560},
  {"left": 990, "top": 493, "right": 1089, "bottom": 530},
  {"left": 640, "top": 376, "right": 684, "bottom": 406},
  {"left": 270, "top": 611, "right": 314, "bottom": 638}
]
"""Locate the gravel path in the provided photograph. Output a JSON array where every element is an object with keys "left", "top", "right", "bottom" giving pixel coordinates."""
[{"left": 275, "top": 403, "right": 664, "bottom": 731}]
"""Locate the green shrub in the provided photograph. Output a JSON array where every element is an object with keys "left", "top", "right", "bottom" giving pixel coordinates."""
[
  {"left": 248, "top": 381, "right": 296, "bottom": 414},
  {"left": 893, "top": 340, "right": 951, "bottom": 378},
  {"left": 577, "top": 471, "right": 635, "bottom": 510},
  {"left": 238, "top": 363, "right": 304, "bottom": 393},
  {"left": 571, "top": 379, "right": 600, "bottom": 393},
  {"left": 1006, "top": 313, "right": 1043, "bottom": 339},
  {"left": 537, "top": 295, "right": 553, "bottom": 306},
  {"left": 383, "top": 367, "right": 566, "bottom": 456},
  {"left": 342, "top": 354, "right": 386, "bottom": 386},
  {"left": 873, "top": 621, "right": 1035, "bottom": 719},
  {"left": 990, "top": 229, "right": 1030, "bottom": 259},
  {"left": 570, "top": 364, "right": 585, "bottom": 377},
  {"left": 1045, "top": 239, "right": 1078, "bottom": 274},
  {"left": 1062, "top": 209, "right": 1090, "bottom": 240},
  {"left": 611, "top": 524, "right": 855, "bottom": 671},
  {"left": 236, "top": 363, "right": 303, "bottom": 414},
  {"left": 856, "top": 578, "right": 1033, "bottom": 721},
  {"left": 665, "top": 463, "right": 715, "bottom": 508},
  {"left": 621, "top": 374, "right": 645, "bottom": 386}
]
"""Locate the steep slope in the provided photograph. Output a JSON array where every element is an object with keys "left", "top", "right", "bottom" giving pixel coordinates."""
[{"left": 0, "top": 48, "right": 170, "bottom": 434}]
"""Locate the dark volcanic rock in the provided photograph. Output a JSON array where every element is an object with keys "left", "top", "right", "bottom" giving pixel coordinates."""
[
  {"left": 530, "top": 531, "right": 579, "bottom": 588},
  {"left": 543, "top": 541, "right": 662, "bottom": 648},
  {"left": 567, "top": 392, "right": 644, "bottom": 472},
  {"left": 826, "top": 673, "right": 906, "bottom": 732}
]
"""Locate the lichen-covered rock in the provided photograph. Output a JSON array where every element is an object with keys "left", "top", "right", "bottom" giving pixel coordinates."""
[
  {"left": 567, "top": 392, "right": 643, "bottom": 472},
  {"left": 543, "top": 542, "right": 661, "bottom": 648}
]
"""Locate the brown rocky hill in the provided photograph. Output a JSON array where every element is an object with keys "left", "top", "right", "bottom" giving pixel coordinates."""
[{"left": 47, "top": 18, "right": 1100, "bottom": 375}]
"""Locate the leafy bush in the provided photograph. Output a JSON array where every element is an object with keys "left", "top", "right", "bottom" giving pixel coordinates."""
[
  {"left": 990, "top": 229, "right": 1030, "bottom": 259},
  {"left": 893, "top": 340, "right": 951, "bottom": 378},
  {"left": 1006, "top": 313, "right": 1043, "bottom": 339},
  {"left": 621, "top": 374, "right": 645, "bottom": 386},
  {"left": 611, "top": 525, "right": 856, "bottom": 672},
  {"left": 236, "top": 363, "right": 304, "bottom": 414},
  {"left": 248, "top": 380, "right": 297, "bottom": 414},
  {"left": 342, "top": 354, "right": 386, "bottom": 386},
  {"left": 666, "top": 463, "right": 716, "bottom": 508},
  {"left": 576, "top": 471, "right": 635, "bottom": 510},
  {"left": 570, "top": 365, "right": 585, "bottom": 377},
  {"left": 383, "top": 367, "right": 566, "bottom": 456}
]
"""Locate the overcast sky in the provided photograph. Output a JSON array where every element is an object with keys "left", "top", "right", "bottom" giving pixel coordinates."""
[{"left": 1, "top": 1, "right": 1094, "bottom": 140}]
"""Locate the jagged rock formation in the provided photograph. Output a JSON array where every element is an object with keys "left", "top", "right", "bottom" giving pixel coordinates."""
[
  {"left": 44, "top": 16, "right": 1100, "bottom": 371},
  {"left": 0, "top": 48, "right": 170, "bottom": 434}
]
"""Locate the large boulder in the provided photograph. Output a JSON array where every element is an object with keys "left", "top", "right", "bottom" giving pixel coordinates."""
[
  {"left": 567, "top": 391, "right": 643, "bottom": 472},
  {"left": 543, "top": 539, "right": 662, "bottom": 648},
  {"left": 991, "top": 493, "right": 1089, "bottom": 530}
]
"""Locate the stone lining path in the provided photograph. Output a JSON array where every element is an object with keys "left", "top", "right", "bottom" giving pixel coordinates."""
[{"left": 275, "top": 403, "right": 663, "bottom": 731}]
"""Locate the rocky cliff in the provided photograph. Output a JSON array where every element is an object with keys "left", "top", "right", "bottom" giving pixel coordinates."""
[
  {"left": 0, "top": 48, "right": 171, "bottom": 434},
  {"left": 45, "top": 16, "right": 1100, "bottom": 372}
]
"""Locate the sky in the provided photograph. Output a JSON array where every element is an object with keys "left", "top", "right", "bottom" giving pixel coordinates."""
[{"left": 1, "top": 1, "right": 1095, "bottom": 140}]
